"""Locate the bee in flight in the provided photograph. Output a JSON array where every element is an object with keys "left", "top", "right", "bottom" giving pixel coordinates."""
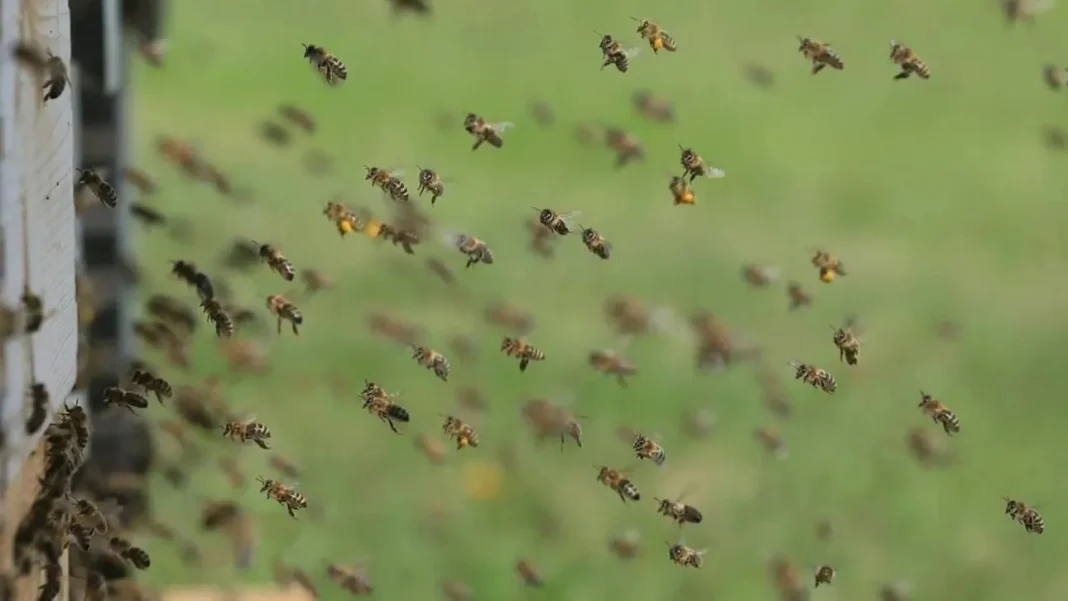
[
  {"left": 797, "top": 37, "right": 844, "bottom": 74},
  {"left": 589, "top": 348, "right": 638, "bottom": 387},
  {"left": 171, "top": 260, "right": 215, "bottom": 301},
  {"left": 787, "top": 282, "right": 811, "bottom": 310},
  {"left": 360, "top": 381, "right": 410, "bottom": 434},
  {"left": 412, "top": 345, "right": 450, "bottom": 381},
  {"left": 917, "top": 391, "right": 960, "bottom": 435},
  {"left": 669, "top": 176, "right": 696, "bottom": 206},
  {"left": 889, "top": 40, "right": 930, "bottom": 80},
  {"left": 201, "top": 298, "right": 235, "bottom": 337},
  {"left": 12, "top": 41, "right": 70, "bottom": 102},
  {"left": 253, "top": 242, "right": 296, "bottom": 281},
  {"left": 500, "top": 337, "right": 546, "bottom": 372},
  {"left": 463, "top": 113, "right": 513, "bottom": 150},
  {"left": 789, "top": 361, "right": 837, "bottom": 393},
  {"left": 814, "top": 565, "right": 836, "bottom": 587},
  {"left": 266, "top": 295, "right": 303, "bottom": 335},
  {"left": 811, "top": 249, "right": 846, "bottom": 283},
  {"left": 534, "top": 208, "right": 581, "bottom": 236},
  {"left": 655, "top": 487, "right": 703, "bottom": 525},
  {"left": 579, "top": 225, "right": 612, "bottom": 260},
  {"left": 1042, "top": 64, "right": 1067, "bottom": 91},
  {"left": 101, "top": 386, "right": 150, "bottom": 414},
  {"left": 440, "top": 414, "right": 479, "bottom": 449},
  {"left": 595, "top": 465, "right": 641, "bottom": 502},
  {"left": 323, "top": 201, "right": 366, "bottom": 237},
  {"left": 76, "top": 168, "right": 118, "bottom": 209},
  {"left": 1003, "top": 497, "right": 1045, "bottom": 534},
  {"left": 679, "top": 146, "right": 726, "bottom": 182},
  {"left": 598, "top": 33, "right": 641, "bottom": 72},
  {"left": 365, "top": 167, "right": 410, "bottom": 203},
  {"left": 256, "top": 477, "right": 307, "bottom": 518},
  {"left": 130, "top": 368, "right": 172, "bottom": 404},
  {"left": 442, "top": 231, "right": 495, "bottom": 268},
  {"left": 631, "top": 18, "right": 677, "bottom": 54},
  {"left": 301, "top": 43, "right": 347, "bottom": 86},
  {"left": 829, "top": 323, "right": 860, "bottom": 365},
  {"left": 632, "top": 89, "right": 676, "bottom": 123},
  {"left": 416, "top": 167, "right": 447, "bottom": 205},
  {"left": 633, "top": 433, "right": 666, "bottom": 466},
  {"left": 223, "top": 416, "right": 272, "bottom": 449},
  {"left": 666, "top": 540, "right": 705, "bottom": 568}
]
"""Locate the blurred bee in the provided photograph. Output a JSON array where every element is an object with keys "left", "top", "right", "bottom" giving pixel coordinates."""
[
  {"left": 743, "top": 62, "right": 776, "bottom": 88},
  {"left": 483, "top": 301, "right": 535, "bottom": 335},
  {"left": 666, "top": 540, "right": 705, "bottom": 568},
  {"left": 598, "top": 33, "right": 641, "bottom": 72},
  {"left": 534, "top": 208, "right": 581, "bottom": 236},
  {"left": 201, "top": 298, "right": 235, "bottom": 338},
  {"left": 259, "top": 121, "right": 290, "bottom": 146},
  {"left": 595, "top": 465, "right": 641, "bottom": 502},
  {"left": 416, "top": 434, "right": 447, "bottom": 464},
  {"left": 425, "top": 258, "right": 456, "bottom": 285},
  {"left": 12, "top": 41, "right": 70, "bottom": 102},
  {"left": 578, "top": 225, "right": 612, "bottom": 259},
  {"left": 798, "top": 37, "right": 844, "bottom": 74},
  {"left": 130, "top": 202, "right": 167, "bottom": 228},
  {"left": 361, "top": 382, "right": 410, "bottom": 433},
  {"left": 130, "top": 368, "right": 172, "bottom": 404},
  {"left": 1046, "top": 126, "right": 1066, "bottom": 151},
  {"left": 605, "top": 126, "right": 645, "bottom": 168},
  {"left": 219, "top": 456, "right": 247, "bottom": 490},
  {"left": 907, "top": 427, "right": 950, "bottom": 467},
  {"left": 223, "top": 417, "right": 272, "bottom": 449},
  {"left": 157, "top": 136, "right": 206, "bottom": 179},
  {"left": 827, "top": 323, "right": 860, "bottom": 366},
  {"left": 655, "top": 487, "right": 703, "bottom": 525},
  {"left": 301, "top": 43, "right": 347, "bottom": 85},
  {"left": 412, "top": 345, "right": 450, "bottom": 381},
  {"left": 814, "top": 565, "right": 835, "bottom": 587},
  {"left": 811, "top": 249, "right": 846, "bottom": 283},
  {"left": 266, "top": 295, "right": 303, "bottom": 335},
  {"left": 692, "top": 311, "right": 740, "bottom": 370},
  {"left": 525, "top": 215, "right": 558, "bottom": 259},
  {"left": 755, "top": 426, "right": 789, "bottom": 459},
  {"left": 880, "top": 583, "right": 913, "bottom": 601},
  {"left": 789, "top": 361, "right": 837, "bottom": 393},
  {"left": 416, "top": 167, "right": 447, "bottom": 205},
  {"left": 1002, "top": 0, "right": 1054, "bottom": 24},
  {"left": 442, "top": 580, "right": 472, "bottom": 601},
  {"left": 110, "top": 536, "right": 152, "bottom": 570},
  {"left": 769, "top": 555, "right": 807, "bottom": 601},
  {"left": 367, "top": 312, "right": 424, "bottom": 346},
  {"left": 632, "top": 89, "right": 675, "bottom": 123},
  {"left": 256, "top": 477, "right": 307, "bottom": 518},
  {"left": 253, "top": 242, "right": 296, "bottom": 281},
  {"left": 530, "top": 101, "right": 555, "bottom": 126},
  {"left": 669, "top": 176, "right": 696, "bottom": 205},
  {"left": 269, "top": 454, "right": 303, "bottom": 480},
  {"left": 327, "top": 564, "right": 374, "bottom": 595},
  {"left": 589, "top": 349, "right": 638, "bottom": 386},
  {"left": 24, "top": 382, "right": 49, "bottom": 434},
  {"left": 515, "top": 559, "right": 544, "bottom": 587},
  {"left": 442, "top": 231, "right": 495, "bottom": 268},
  {"left": 815, "top": 519, "right": 834, "bottom": 541},
  {"left": 787, "top": 282, "right": 812, "bottom": 310},
  {"left": 631, "top": 18, "right": 677, "bottom": 53},
  {"left": 365, "top": 166, "right": 410, "bottom": 203},
  {"left": 632, "top": 433, "right": 666, "bottom": 465},
  {"left": 1042, "top": 64, "right": 1067, "bottom": 91},
  {"left": 279, "top": 105, "right": 316, "bottom": 132},
  {"left": 682, "top": 407, "right": 717, "bottom": 439},
  {"left": 102, "top": 386, "right": 150, "bottom": 414},
  {"left": 389, "top": 0, "right": 432, "bottom": 16},
  {"left": 76, "top": 168, "right": 118, "bottom": 208},
  {"left": 378, "top": 222, "right": 420, "bottom": 255},
  {"left": 301, "top": 269, "right": 334, "bottom": 294},
  {"left": 742, "top": 264, "right": 779, "bottom": 288},
  {"left": 125, "top": 167, "right": 157, "bottom": 195},
  {"left": 323, "top": 201, "right": 362, "bottom": 237},
  {"left": 558, "top": 407, "right": 588, "bottom": 450},
  {"left": 918, "top": 391, "right": 960, "bottom": 435},
  {"left": 463, "top": 113, "right": 514, "bottom": 150},
  {"left": 889, "top": 40, "right": 930, "bottom": 80},
  {"left": 679, "top": 145, "right": 727, "bottom": 182},
  {"left": 500, "top": 337, "right": 546, "bottom": 372},
  {"left": 610, "top": 529, "right": 642, "bottom": 559},
  {"left": 1003, "top": 497, "right": 1045, "bottom": 533},
  {"left": 441, "top": 414, "right": 479, "bottom": 449},
  {"left": 171, "top": 260, "right": 215, "bottom": 300}
]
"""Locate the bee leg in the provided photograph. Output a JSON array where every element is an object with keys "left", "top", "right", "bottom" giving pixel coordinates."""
[
  {"left": 385, "top": 418, "right": 399, "bottom": 434},
  {"left": 287, "top": 506, "right": 296, "bottom": 518},
  {"left": 519, "top": 358, "right": 529, "bottom": 372},
  {"left": 291, "top": 323, "right": 300, "bottom": 336},
  {"left": 559, "top": 434, "right": 566, "bottom": 451},
  {"left": 894, "top": 71, "right": 910, "bottom": 80},
  {"left": 811, "top": 63, "right": 827, "bottom": 75},
  {"left": 276, "top": 317, "right": 283, "bottom": 335},
  {"left": 402, "top": 242, "right": 414, "bottom": 255},
  {"left": 471, "top": 138, "right": 483, "bottom": 151},
  {"left": 431, "top": 194, "right": 438, "bottom": 206},
  {"left": 616, "top": 376, "right": 628, "bottom": 388},
  {"left": 254, "top": 440, "right": 270, "bottom": 450},
  {"left": 617, "top": 491, "right": 628, "bottom": 503}
]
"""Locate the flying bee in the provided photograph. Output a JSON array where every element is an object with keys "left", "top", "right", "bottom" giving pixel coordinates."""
[
  {"left": 666, "top": 540, "right": 705, "bottom": 568},
  {"left": 12, "top": 41, "right": 70, "bottom": 102},
  {"left": 768, "top": 555, "right": 806, "bottom": 601},
  {"left": 589, "top": 348, "right": 638, "bottom": 386},
  {"left": 279, "top": 105, "right": 316, "bottom": 132},
  {"left": 266, "top": 295, "right": 303, "bottom": 335},
  {"left": 1002, "top": 0, "right": 1054, "bottom": 25},
  {"left": 669, "top": 176, "right": 696, "bottom": 205},
  {"left": 798, "top": 37, "right": 844, "bottom": 74},
  {"left": 631, "top": 18, "right": 677, "bottom": 53},
  {"left": 787, "top": 282, "right": 812, "bottom": 310},
  {"left": 578, "top": 225, "right": 612, "bottom": 259},
  {"left": 789, "top": 361, "right": 837, "bottom": 393},
  {"left": 525, "top": 215, "right": 558, "bottom": 258},
  {"left": 256, "top": 477, "right": 307, "bottom": 518},
  {"left": 811, "top": 249, "right": 846, "bottom": 283},
  {"left": 76, "top": 168, "right": 118, "bottom": 208},
  {"left": 223, "top": 417, "right": 272, "bottom": 449},
  {"left": 1003, "top": 497, "right": 1045, "bottom": 533},
  {"left": 389, "top": 0, "right": 432, "bottom": 16},
  {"left": 918, "top": 391, "right": 960, "bottom": 435},
  {"left": 110, "top": 537, "right": 151, "bottom": 569},
  {"left": 755, "top": 426, "right": 789, "bottom": 459},
  {"left": 483, "top": 301, "right": 535, "bottom": 335},
  {"left": 814, "top": 565, "right": 835, "bottom": 587},
  {"left": 323, "top": 201, "right": 364, "bottom": 237},
  {"left": 829, "top": 323, "right": 860, "bottom": 365},
  {"left": 201, "top": 298, "right": 235, "bottom": 337},
  {"left": 364, "top": 166, "right": 410, "bottom": 202},
  {"left": 441, "top": 231, "right": 495, "bottom": 268},
  {"left": 679, "top": 145, "right": 727, "bottom": 182},
  {"left": 377, "top": 222, "right": 421, "bottom": 255},
  {"left": 416, "top": 434, "right": 447, "bottom": 464},
  {"left": 416, "top": 167, "right": 447, "bottom": 205},
  {"left": 440, "top": 414, "right": 479, "bottom": 449},
  {"left": 252, "top": 242, "right": 295, "bottom": 281},
  {"left": 605, "top": 127, "right": 645, "bottom": 168},
  {"left": 301, "top": 269, "right": 334, "bottom": 294},
  {"left": 655, "top": 488, "right": 703, "bottom": 525},
  {"left": 598, "top": 33, "right": 641, "bottom": 72},
  {"left": 609, "top": 529, "right": 642, "bottom": 559},
  {"left": 130, "top": 368, "right": 172, "bottom": 403},
  {"left": 742, "top": 264, "right": 779, "bottom": 287},
  {"left": 328, "top": 564, "right": 374, "bottom": 596},
  {"left": 171, "top": 260, "right": 215, "bottom": 300},
  {"left": 463, "top": 113, "right": 514, "bottom": 150},
  {"left": 361, "top": 384, "right": 410, "bottom": 433},
  {"left": 515, "top": 559, "right": 544, "bottom": 587},
  {"left": 301, "top": 43, "right": 347, "bottom": 86},
  {"left": 101, "top": 386, "right": 150, "bottom": 414},
  {"left": 534, "top": 208, "right": 581, "bottom": 236},
  {"left": 1042, "top": 64, "right": 1067, "bottom": 91},
  {"left": 889, "top": 40, "right": 930, "bottom": 80},
  {"left": 559, "top": 408, "right": 588, "bottom": 450},
  {"left": 500, "top": 337, "right": 546, "bottom": 372},
  {"left": 595, "top": 465, "right": 641, "bottom": 502},
  {"left": 907, "top": 427, "right": 951, "bottom": 467},
  {"left": 25, "top": 382, "right": 49, "bottom": 434},
  {"left": 632, "top": 89, "right": 676, "bottom": 123},
  {"left": 412, "top": 345, "right": 450, "bottom": 381},
  {"left": 632, "top": 433, "right": 666, "bottom": 465}
]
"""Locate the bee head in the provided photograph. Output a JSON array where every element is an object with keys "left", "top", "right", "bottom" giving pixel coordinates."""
[
  {"left": 418, "top": 168, "right": 433, "bottom": 184},
  {"left": 797, "top": 36, "right": 809, "bottom": 51},
  {"left": 632, "top": 18, "right": 649, "bottom": 33},
  {"left": 500, "top": 337, "right": 513, "bottom": 351},
  {"left": 536, "top": 208, "right": 553, "bottom": 225},
  {"left": 364, "top": 166, "right": 378, "bottom": 180},
  {"left": 580, "top": 227, "right": 597, "bottom": 244},
  {"left": 599, "top": 34, "right": 614, "bottom": 50},
  {"left": 301, "top": 44, "right": 318, "bottom": 58},
  {"left": 889, "top": 40, "right": 900, "bottom": 57}
]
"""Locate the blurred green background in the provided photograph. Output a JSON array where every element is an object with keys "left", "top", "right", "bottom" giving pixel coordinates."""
[{"left": 128, "top": 0, "right": 1068, "bottom": 599}]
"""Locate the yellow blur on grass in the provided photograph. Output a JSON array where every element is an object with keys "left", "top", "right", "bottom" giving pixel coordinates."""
[{"left": 463, "top": 460, "right": 504, "bottom": 501}]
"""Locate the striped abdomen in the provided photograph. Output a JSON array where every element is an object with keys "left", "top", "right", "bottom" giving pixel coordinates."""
[{"left": 618, "top": 479, "right": 641, "bottom": 501}]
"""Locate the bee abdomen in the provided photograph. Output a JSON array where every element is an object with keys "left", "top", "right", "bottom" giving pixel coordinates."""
[
  {"left": 388, "top": 405, "right": 410, "bottom": 422},
  {"left": 938, "top": 410, "right": 960, "bottom": 434},
  {"left": 620, "top": 480, "right": 640, "bottom": 501},
  {"left": 650, "top": 448, "right": 666, "bottom": 466},
  {"left": 683, "top": 506, "right": 703, "bottom": 523}
]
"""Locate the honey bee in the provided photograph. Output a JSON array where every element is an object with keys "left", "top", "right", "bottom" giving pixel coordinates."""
[
  {"left": 327, "top": 563, "right": 374, "bottom": 595},
  {"left": 269, "top": 454, "right": 303, "bottom": 480},
  {"left": 389, "top": 0, "right": 432, "bottom": 16},
  {"left": 631, "top": 433, "right": 667, "bottom": 465},
  {"left": 266, "top": 295, "right": 303, "bottom": 335},
  {"left": 102, "top": 386, "right": 150, "bottom": 414},
  {"left": 755, "top": 426, "right": 789, "bottom": 459},
  {"left": 889, "top": 40, "right": 930, "bottom": 80},
  {"left": 367, "top": 312, "right": 424, "bottom": 346},
  {"left": 515, "top": 559, "right": 544, "bottom": 587},
  {"left": 1042, "top": 64, "right": 1067, "bottom": 91},
  {"left": 578, "top": 225, "right": 612, "bottom": 259},
  {"left": 441, "top": 414, "right": 479, "bottom": 449},
  {"left": 171, "top": 260, "right": 215, "bottom": 300},
  {"left": 789, "top": 361, "right": 837, "bottom": 393},
  {"left": 588, "top": 348, "right": 638, "bottom": 386},
  {"left": 483, "top": 301, "right": 535, "bottom": 335},
  {"left": 260, "top": 121, "right": 290, "bottom": 146},
  {"left": 323, "top": 201, "right": 364, "bottom": 237},
  {"left": 412, "top": 345, "right": 450, "bottom": 381},
  {"left": 12, "top": 41, "right": 70, "bottom": 102},
  {"left": 743, "top": 62, "right": 776, "bottom": 88},
  {"left": 302, "top": 43, "right": 347, "bottom": 85},
  {"left": 279, "top": 105, "right": 316, "bottom": 132},
  {"left": 595, "top": 465, "right": 641, "bottom": 502},
  {"left": 223, "top": 417, "right": 272, "bottom": 449},
  {"left": 463, "top": 113, "right": 514, "bottom": 150},
  {"left": 598, "top": 33, "right": 641, "bottom": 72},
  {"left": 441, "top": 580, "right": 472, "bottom": 601},
  {"left": 256, "top": 477, "right": 307, "bottom": 518},
  {"left": 917, "top": 391, "right": 960, "bottom": 435},
  {"left": 130, "top": 368, "right": 172, "bottom": 404},
  {"left": 798, "top": 37, "right": 844, "bottom": 74},
  {"left": 361, "top": 382, "right": 411, "bottom": 433},
  {"left": 787, "top": 282, "right": 812, "bottom": 310},
  {"left": 811, "top": 249, "right": 847, "bottom": 283},
  {"left": 110, "top": 536, "right": 152, "bottom": 569},
  {"left": 500, "top": 337, "right": 546, "bottom": 372},
  {"left": 364, "top": 166, "right": 410, "bottom": 203},
  {"left": 530, "top": 101, "right": 555, "bottom": 126},
  {"left": 666, "top": 540, "right": 705, "bottom": 568},
  {"left": 24, "top": 382, "right": 49, "bottom": 435},
  {"left": 1002, "top": 0, "right": 1054, "bottom": 24},
  {"left": 76, "top": 168, "right": 118, "bottom": 208},
  {"left": 632, "top": 89, "right": 675, "bottom": 123},
  {"left": 377, "top": 222, "right": 421, "bottom": 255},
  {"left": 253, "top": 242, "right": 296, "bottom": 281},
  {"left": 655, "top": 488, "right": 703, "bottom": 525},
  {"left": 525, "top": 215, "right": 558, "bottom": 259},
  {"left": 201, "top": 298, "right": 235, "bottom": 337},
  {"left": 416, "top": 167, "right": 447, "bottom": 205},
  {"left": 631, "top": 18, "right": 677, "bottom": 53},
  {"left": 669, "top": 176, "right": 696, "bottom": 205},
  {"left": 907, "top": 427, "right": 950, "bottom": 467},
  {"left": 814, "top": 565, "right": 835, "bottom": 587},
  {"left": 609, "top": 529, "right": 642, "bottom": 559},
  {"left": 829, "top": 323, "right": 859, "bottom": 366},
  {"left": 1003, "top": 497, "right": 1045, "bottom": 533},
  {"left": 679, "top": 145, "right": 727, "bottom": 182},
  {"left": 416, "top": 434, "right": 447, "bottom": 464},
  {"left": 442, "top": 231, "right": 495, "bottom": 268},
  {"left": 534, "top": 208, "right": 581, "bottom": 236},
  {"left": 769, "top": 555, "right": 807, "bottom": 601},
  {"left": 604, "top": 126, "right": 645, "bottom": 168},
  {"left": 742, "top": 264, "right": 779, "bottom": 288},
  {"left": 300, "top": 269, "right": 334, "bottom": 295}
]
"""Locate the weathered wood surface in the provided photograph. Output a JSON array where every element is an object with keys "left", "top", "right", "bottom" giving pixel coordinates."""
[{"left": 162, "top": 587, "right": 316, "bottom": 601}]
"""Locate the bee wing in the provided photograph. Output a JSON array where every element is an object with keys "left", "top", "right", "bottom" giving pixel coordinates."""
[
  {"left": 439, "top": 230, "right": 468, "bottom": 250},
  {"left": 489, "top": 121, "right": 515, "bottom": 134},
  {"left": 558, "top": 211, "right": 582, "bottom": 229},
  {"left": 625, "top": 47, "right": 642, "bottom": 58},
  {"left": 389, "top": 169, "right": 406, "bottom": 178},
  {"left": 649, "top": 306, "right": 691, "bottom": 341},
  {"left": 701, "top": 166, "right": 727, "bottom": 179},
  {"left": 788, "top": 360, "right": 805, "bottom": 370}
]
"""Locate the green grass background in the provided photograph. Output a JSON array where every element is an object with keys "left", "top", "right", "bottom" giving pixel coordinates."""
[{"left": 127, "top": 0, "right": 1068, "bottom": 599}]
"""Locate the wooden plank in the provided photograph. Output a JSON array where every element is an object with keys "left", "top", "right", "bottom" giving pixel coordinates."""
[{"left": 162, "top": 587, "right": 316, "bottom": 601}]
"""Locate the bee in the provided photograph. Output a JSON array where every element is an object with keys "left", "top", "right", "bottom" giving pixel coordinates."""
[
  {"left": 525, "top": 215, "right": 558, "bottom": 259},
  {"left": 889, "top": 40, "right": 930, "bottom": 80},
  {"left": 301, "top": 269, "right": 334, "bottom": 294},
  {"left": 365, "top": 166, "right": 410, "bottom": 202},
  {"left": 755, "top": 426, "right": 789, "bottom": 459},
  {"left": 811, "top": 249, "right": 846, "bottom": 283},
  {"left": 610, "top": 529, "right": 642, "bottom": 559},
  {"left": 769, "top": 555, "right": 807, "bottom": 601},
  {"left": 500, "top": 337, "right": 546, "bottom": 372},
  {"left": 145, "top": 294, "right": 197, "bottom": 335},
  {"left": 70, "top": 495, "right": 113, "bottom": 533},
  {"left": 130, "top": 202, "right": 167, "bottom": 228},
  {"left": 1002, "top": 0, "right": 1054, "bottom": 25},
  {"left": 601, "top": 126, "right": 644, "bottom": 168},
  {"left": 279, "top": 105, "right": 316, "bottom": 132},
  {"left": 416, "top": 167, "right": 447, "bottom": 205},
  {"left": 815, "top": 519, "right": 834, "bottom": 541},
  {"left": 655, "top": 488, "right": 703, "bottom": 525},
  {"left": 442, "top": 231, "right": 495, "bottom": 268},
  {"left": 259, "top": 121, "right": 290, "bottom": 146},
  {"left": 171, "top": 260, "right": 215, "bottom": 300},
  {"left": 918, "top": 391, "right": 960, "bottom": 435},
  {"left": 1042, "top": 64, "right": 1067, "bottom": 91},
  {"left": 302, "top": 43, "right": 347, "bottom": 86},
  {"left": 515, "top": 559, "right": 544, "bottom": 587},
  {"left": 588, "top": 349, "right": 638, "bottom": 386},
  {"left": 327, "top": 563, "right": 374, "bottom": 596},
  {"left": 12, "top": 42, "right": 70, "bottom": 102},
  {"left": 463, "top": 113, "right": 514, "bottom": 150},
  {"left": 201, "top": 298, "right": 235, "bottom": 337},
  {"left": 389, "top": 0, "right": 432, "bottom": 16},
  {"left": 25, "top": 382, "right": 49, "bottom": 435},
  {"left": 530, "top": 101, "right": 555, "bottom": 126},
  {"left": 323, "top": 201, "right": 363, "bottom": 237},
  {"left": 798, "top": 37, "right": 844, "bottom": 74},
  {"left": 598, "top": 33, "right": 641, "bottom": 72},
  {"left": 632, "top": 89, "right": 675, "bottom": 123},
  {"left": 814, "top": 565, "right": 835, "bottom": 587},
  {"left": 557, "top": 407, "right": 588, "bottom": 450},
  {"left": 130, "top": 368, "right": 172, "bottom": 403},
  {"left": 534, "top": 208, "right": 581, "bottom": 236},
  {"left": 442, "top": 580, "right": 472, "bottom": 601},
  {"left": 110, "top": 536, "right": 152, "bottom": 569},
  {"left": 441, "top": 414, "right": 479, "bottom": 449},
  {"left": 631, "top": 18, "right": 677, "bottom": 53},
  {"left": 787, "top": 282, "right": 812, "bottom": 310},
  {"left": 483, "top": 301, "right": 535, "bottom": 335},
  {"left": 223, "top": 417, "right": 272, "bottom": 449},
  {"left": 412, "top": 345, "right": 450, "bottom": 381},
  {"left": 829, "top": 323, "right": 859, "bottom": 366},
  {"left": 633, "top": 433, "right": 666, "bottom": 465},
  {"left": 578, "top": 225, "right": 612, "bottom": 259},
  {"left": 789, "top": 361, "right": 837, "bottom": 393},
  {"left": 907, "top": 427, "right": 950, "bottom": 467},
  {"left": 595, "top": 465, "right": 641, "bottom": 502},
  {"left": 669, "top": 176, "right": 696, "bottom": 206},
  {"left": 256, "top": 477, "right": 307, "bottom": 518},
  {"left": 361, "top": 383, "right": 411, "bottom": 434},
  {"left": 416, "top": 434, "right": 447, "bottom": 464},
  {"left": 269, "top": 454, "right": 303, "bottom": 480},
  {"left": 250, "top": 242, "right": 296, "bottom": 281},
  {"left": 1003, "top": 497, "right": 1045, "bottom": 533},
  {"left": 679, "top": 145, "right": 727, "bottom": 182},
  {"left": 76, "top": 168, "right": 118, "bottom": 208},
  {"left": 378, "top": 222, "right": 421, "bottom": 255},
  {"left": 739, "top": 264, "right": 778, "bottom": 288},
  {"left": 743, "top": 62, "right": 776, "bottom": 88},
  {"left": 666, "top": 540, "right": 705, "bottom": 568},
  {"left": 266, "top": 295, "right": 303, "bottom": 335},
  {"left": 102, "top": 386, "right": 150, "bottom": 414}
]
